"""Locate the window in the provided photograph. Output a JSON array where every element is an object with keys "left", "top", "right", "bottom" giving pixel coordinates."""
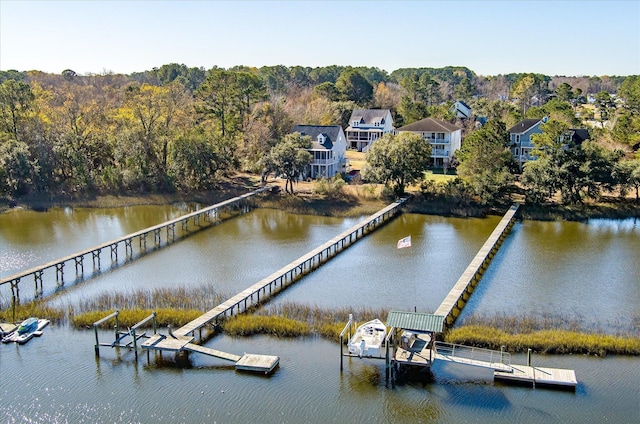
[{"left": 352, "top": 121, "right": 359, "bottom": 127}]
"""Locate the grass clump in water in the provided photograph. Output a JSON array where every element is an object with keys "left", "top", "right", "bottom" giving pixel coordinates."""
[{"left": 223, "top": 315, "right": 311, "bottom": 337}]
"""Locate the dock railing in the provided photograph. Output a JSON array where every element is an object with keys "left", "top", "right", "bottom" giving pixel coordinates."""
[{"left": 434, "top": 341, "right": 512, "bottom": 371}]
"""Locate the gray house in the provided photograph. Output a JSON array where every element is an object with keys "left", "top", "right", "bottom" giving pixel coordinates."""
[
  {"left": 292, "top": 125, "right": 347, "bottom": 179},
  {"left": 508, "top": 118, "right": 545, "bottom": 170}
]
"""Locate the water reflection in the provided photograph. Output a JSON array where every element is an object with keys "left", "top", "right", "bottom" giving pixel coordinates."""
[{"left": 1, "top": 207, "right": 640, "bottom": 423}]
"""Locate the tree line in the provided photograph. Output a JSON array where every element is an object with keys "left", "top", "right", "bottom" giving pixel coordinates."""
[{"left": 0, "top": 64, "right": 638, "bottom": 206}]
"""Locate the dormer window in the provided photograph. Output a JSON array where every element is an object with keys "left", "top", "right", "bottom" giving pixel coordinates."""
[
  {"left": 374, "top": 121, "right": 380, "bottom": 126},
  {"left": 352, "top": 121, "right": 359, "bottom": 127},
  {"left": 317, "top": 134, "right": 326, "bottom": 144}
]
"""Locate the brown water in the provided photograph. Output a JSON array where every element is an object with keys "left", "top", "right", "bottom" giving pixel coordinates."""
[{"left": 0, "top": 206, "right": 639, "bottom": 423}]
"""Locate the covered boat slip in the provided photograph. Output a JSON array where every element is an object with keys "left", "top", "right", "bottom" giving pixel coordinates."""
[
  {"left": 344, "top": 311, "right": 577, "bottom": 390},
  {"left": 385, "top": 311, "right": 444, "bottom": 368}
]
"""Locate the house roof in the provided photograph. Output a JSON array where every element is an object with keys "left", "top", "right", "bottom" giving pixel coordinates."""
[
  {"left": 348, "top": 109, "right": 390, "bottom": 125},
  {"left": 455, "top": 100, "right": 471, "bottom": 110},
  {"left": 569, "top": 128, "right": 590, "bottom": 144},
  {"left": 386, "top": 311, "right": 444, "bottom": 333},
  {"left": 508, "top": 119, "right": 542, "bottom": 134},
  {"left": 292, "top": 125, "right": 342, "bottom": 150},
  {"left": 396, "top": 117, "right": 462, "bottom": 133}
]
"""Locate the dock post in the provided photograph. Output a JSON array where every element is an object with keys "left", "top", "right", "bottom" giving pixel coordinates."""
[
  {"left": 527, "top": 348, "right": 532, "bottom": 366},
  {"left": 132, "top": 328, "right": 138, "bottom": 361},
  {"left": 500, "top": 345, "right": 506, "bottom": 364},
  {"left": 94, "top": 324, "right": 100, "bottom": 356},
  {"left": 114, "top": 310, "right": 119, "bottom": 345},
  {"left": 340, "top": 333, "right": 343, "bottom": 371}
]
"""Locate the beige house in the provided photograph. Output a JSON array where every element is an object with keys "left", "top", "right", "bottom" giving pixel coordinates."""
[{"left": 395, "top": 118, "right": 462, "bottom": 167}]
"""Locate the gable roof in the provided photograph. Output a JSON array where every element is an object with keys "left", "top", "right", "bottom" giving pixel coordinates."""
[
  {"left": 348, "top": 109, "right": 390, "bottom": 125},
  {"left": 508, "top": 119, "right": 543, "bottom": 134},
  {"left": 396, "top": 117, "right": 462, "bottom": 133},
  {"left": 455, "top": 100, "right": 471, "bottom": 110},
  {"left": 569, "top": 128, "right": 590, "bottom": 144},
  {"left": 292, "top": 125, "right": 343, "bottom": 150},
  {"left": 386, "top": 311, "right": 444, "bottom": 333}
]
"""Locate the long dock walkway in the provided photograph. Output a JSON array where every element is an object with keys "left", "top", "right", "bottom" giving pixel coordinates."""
[
  {"left": 174, "top": 197, "right": 408, "bottom": 338},
  {"left": 434, "top": 203, "right": 519, "bottom": 328},
  {"left": 1, "top": 187, "right": 269, "bottom": 303},
  {"left": 142, "top": 198, "right": 408, "bottom": 368},
  {"left": 426, "top": 204, "right": 577, "bottom": 389}
]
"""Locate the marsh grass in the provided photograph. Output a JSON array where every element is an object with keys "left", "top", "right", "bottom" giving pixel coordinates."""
[
  {"left": 231, "top": 302, "right": 389, "bottom": 341},
  {"left": 451, "top": 313, "right": 640, "bottom": 355},
  {"left": 223, "top": 315, "right": 311, "bottom": 337},
  {"left": 73, "top": 308, "right": 204, "bottom": 328},
  {"left": 71, "top": 285, "right": 227, "bottom": 314},
  {"left": 0, "top": 300, "right": 65, "bottom": 323},
  {"left": 445, "top": 325, "right": 640, "bottom": 356}
]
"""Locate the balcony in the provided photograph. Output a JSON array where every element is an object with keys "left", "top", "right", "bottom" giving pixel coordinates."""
[
  {"left": 312, "top": 158, "right": 339, "bottom": 165},
  {"left": 431, "top": 150, "right": 450, "bottom": 157}
]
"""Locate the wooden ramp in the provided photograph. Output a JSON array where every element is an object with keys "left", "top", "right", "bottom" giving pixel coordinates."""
[
  {"left": 495, "top": 365, "right": 577, "bottom": 389},
  {"left": 141, "top": 333, "right": 279, "bottom": 373},
  {"left": 434, "top": 352, "right": 513, "bottom": 372},
  {"left": 183, "top": 343, "right": 241, "bottom": 362}
]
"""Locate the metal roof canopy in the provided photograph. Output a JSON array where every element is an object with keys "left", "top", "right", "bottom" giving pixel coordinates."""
[{"left": 386, "top": 311, "right": 445, "bottom": 333}]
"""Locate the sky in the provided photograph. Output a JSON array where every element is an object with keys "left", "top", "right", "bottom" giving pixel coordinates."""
[{"left": 1, "top": 0, "right": 639, "bottom": 77}]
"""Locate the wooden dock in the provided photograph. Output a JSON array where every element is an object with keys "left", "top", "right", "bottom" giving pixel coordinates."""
[
  {"left": 175, "top": 197, "right": 408, "bottom": 338},
  {"left": 434, "top": 203, "right": 520, "bottom": 328},
  {"left": 495, "top": 365, "right": 578, "bottom": 389},
  {"left": 394, "top": 333, "right": 434, "bottom": 367},
  {"left": 140, "top": 198, "right": 407, "bottom": 373},
  {"left": 0, "top": 187, "right": 269, "bottom": 304},
  {"left": 0, "top": 323, "right": 17, "bottom": 337}
]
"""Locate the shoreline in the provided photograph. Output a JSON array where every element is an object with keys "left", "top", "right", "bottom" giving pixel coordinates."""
[{"left": 3, "top": 185, "right": 640, "bottom": 221}]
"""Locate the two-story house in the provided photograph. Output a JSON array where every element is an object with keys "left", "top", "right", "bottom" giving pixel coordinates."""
[
  {"left": 345, "top": 109, "right": 394, "bottom": 152},
  {"left": 395, "top": 118, "right": 462, "bottom": 168},
  {"left": 508, "top": 118, "right": 545, "bottom": 170},
  {"left": 510, "top": 118, "right": 591, "bottom": 170},
  {"left": 292, "top": 125, "right": 347, "bottom": 179}
]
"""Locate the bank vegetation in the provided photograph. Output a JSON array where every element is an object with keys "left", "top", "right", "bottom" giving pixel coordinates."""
[{"left": 4, "top": 285, "right": 637, "bottom": 356}]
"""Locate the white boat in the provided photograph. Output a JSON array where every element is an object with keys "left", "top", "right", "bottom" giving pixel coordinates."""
[
  {"left": 348, "top": 319, "right": 387, "bottom": 357},
  {"left": 1, "top": 318, "right": 50, "bottom": 344}
]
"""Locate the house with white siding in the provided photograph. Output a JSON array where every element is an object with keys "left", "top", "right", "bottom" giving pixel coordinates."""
[
  {"left": 292, "top": 125, "right": 347, "bottom": 179},
  {"left": 451, "top": 100, "right": 472, "bottom": 119},
  {"left": 395, "top": 118, "right": 462, "bottom": 168},
  {"left": 345, "top": 109, "right": 394, "bottom": 152}
]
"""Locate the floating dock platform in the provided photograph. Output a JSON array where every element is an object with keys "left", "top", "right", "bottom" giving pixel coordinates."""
[
  {"left": 0, "top": 323, "right": 17, "bottom": 337},
  {"left": 494, "top": 365, "right": 577, "bottom": 389}
]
